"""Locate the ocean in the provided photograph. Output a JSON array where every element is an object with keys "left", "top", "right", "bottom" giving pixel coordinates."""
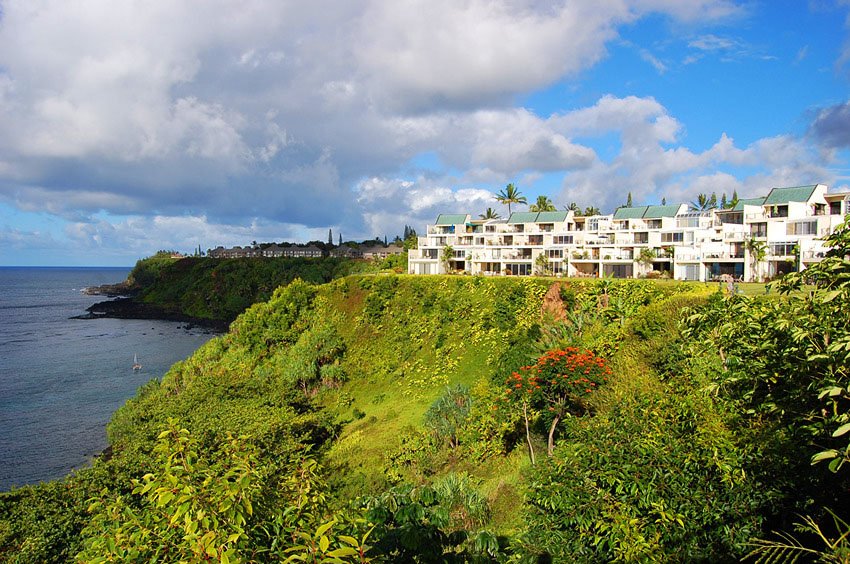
[{"left": 0, "top": 267, "right": 218, "bottom": 491}]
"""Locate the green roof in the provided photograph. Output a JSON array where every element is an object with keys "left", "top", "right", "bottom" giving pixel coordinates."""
[
  {"left": 763, "top": 185, "right": 817, "bottom": 205},
  {"left": 534, "top": 211, "right": 569, "bottom": 223},
  {"left": 732, "top": 197, "right": 766, "bottom": 211},
  {"left": 613, "top": 206, "right": 648, "bottom": 220},
  {"left": 507, "top": 212, "right": 540, "bottom": 224},
  {"left": 435, "top": 214, "right": 468, "bottom": 225},
  {"left": 644, "top": 204, "right": 682, "bottom": 218}
]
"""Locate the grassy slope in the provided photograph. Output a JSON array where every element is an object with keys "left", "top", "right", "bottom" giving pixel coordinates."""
[{"left": 0, "top": 270, "right": 820, "bottom": 562}]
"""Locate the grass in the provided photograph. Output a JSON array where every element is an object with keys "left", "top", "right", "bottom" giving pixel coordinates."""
[{"left": 283, "top": 275, "right": 732, "bottom": 535}]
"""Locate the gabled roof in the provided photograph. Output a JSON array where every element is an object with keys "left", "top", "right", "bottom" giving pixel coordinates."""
[
  {"left": 763, "top": 185, "right": 817, "bottom": 205},
  {"left": 534, "top": 211, "right": 569, "bottom": 222},
  {"left": 435, "top": 214, "right": 468, "bottom": 225},
  {"left": 732, "top": 197, "right": 766, "bottom": 211},
  {"left": 613, "top": 206, "right": 648, "bottom": 220},
  {"left": 507, "top": 212, "right": 540, "bottom": 224},
  {"left": 644, "top": 204, "right": 682, "bottom": 218},
  {"left": 612, "top": 204, "right": 680, "bottom": 219}
]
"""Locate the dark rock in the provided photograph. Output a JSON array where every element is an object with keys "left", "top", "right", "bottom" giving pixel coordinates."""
[{"left": 71, "top": 297, "right": 229, "bottom": 332}]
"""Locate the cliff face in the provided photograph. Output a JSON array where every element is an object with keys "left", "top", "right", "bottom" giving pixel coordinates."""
[{"left": 84, "top": 255, "right": 366, "bottom": 324}]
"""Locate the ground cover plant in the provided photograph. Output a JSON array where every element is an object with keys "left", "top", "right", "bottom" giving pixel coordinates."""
[{"left": 2, "top": 250, "right": 849, "bottom": 562}]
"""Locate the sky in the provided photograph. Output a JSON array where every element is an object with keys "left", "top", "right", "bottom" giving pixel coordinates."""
[{"left": 1, "top": 0, "right": 850, "bottom": 265}]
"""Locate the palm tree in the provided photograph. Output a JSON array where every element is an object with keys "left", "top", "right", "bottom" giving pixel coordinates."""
[
  {"left": 745, "top": 237, "right": 766, "bottom": 282},
  {"left": 689, "top": 193, "right": 717, "bottom": 211},
  {"left": 495, "top": 183, "right": 527, "bottom": 215},
  {"left": 529, "top": 195, "right": 557, "bottom": 212},
  {"left": 583, "top": 206, "right": 601, "bottom": 216},
  {"left": 479, "top": 208, "right": 500, "bottom": 220}
]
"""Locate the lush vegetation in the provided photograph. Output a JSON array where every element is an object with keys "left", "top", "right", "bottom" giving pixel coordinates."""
[
  {"left": 3, "top": 219, "right": 850, "bottom": 562},
  {"left": 125, "top": 253, "right": 391, "bottom": 322}
]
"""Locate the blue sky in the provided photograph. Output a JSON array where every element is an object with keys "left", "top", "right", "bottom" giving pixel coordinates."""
[{"left": 1, "top": 0, "right": 849, "bottom": 265}]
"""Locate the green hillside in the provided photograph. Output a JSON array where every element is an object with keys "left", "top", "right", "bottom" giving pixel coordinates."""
[
  {"left": 125, "top": 253, "right": 383, "bottom": 322},
  {"left": 3, "top": 221, "right": 850, "bottom": 561}
]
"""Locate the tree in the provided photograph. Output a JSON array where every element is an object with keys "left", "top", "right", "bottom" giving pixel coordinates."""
[
  {"left": 339, "top": 233, "right": 343, "bottom": 246},
  {"left": 730, "top": 189, "right": 739, "bottom": 209},
  {"left": 529, "top": 195, "right": 557, "bottom": 212},
  {"left": 689, "top": 193, "right": 717, "bottom": 211},
  {"left": 626, "top": 192, "right": 633, "bottom": 207},
  {"left": 442, "top": 244, "right": 455, "bottom": 273},
  {"left": 534, "top": 253, "right": 551, "bottom": 276},
  {"left": 636, "top": 247, "right": 656, "bottom": 271},
  {"left": 424, "top": 385, "right": 472, "bottom": 449},
  {"left": 495, "top": 183, "right": 527, "bottom": 215},
  {"left": 567, "top": 202, "right": 581, "bottom": 213},
  {"left": 661, "top": 197, "right": 667, "bottom": 205},
  {"left": 720, "top": 193, "right": 728, "bottom": 209},
  {"left": 745, "top": 236, "right": 766, "bottom": 282},
  {"left": 502, "top": 348, "right": 610, "bottom": 459},
  {"left": 328, "top": 228, "right": 334, "bottom": 246},
  {"left": 479, "top": 207, "right": 500, "bottom": 220},
  {"left": 583, "top": 206, "right": 601, "bottom": 216}
]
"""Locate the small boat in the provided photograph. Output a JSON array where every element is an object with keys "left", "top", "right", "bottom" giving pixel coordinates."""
[{"left": 132, "top": 353, "right": 142, "bottom": 371}]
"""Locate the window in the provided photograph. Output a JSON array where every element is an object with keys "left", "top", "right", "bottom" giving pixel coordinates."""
[
  {"left": 554, "top": 235, "right": 574, "bottom": 245},
  {"left": 633, "top": 232, "right": 648, "bottom": 244},
  {"left": 770, "top": 205, "right": 788, "bottom": 218},
  {"left": 676, "top": 216, "right": 701, "bottom": 228},
  {"left": 507, "top": 263, "right": 531, "bottom": 275},
  {"left": 787, "top": 220, "right": 817, "bottom": 236},
  {"left": 769, "top": 242, "right": 796, "bottom": 256},
  {"left": 548, "top": 249, "right": 563, "bottom": 259},
  {"left": 661, "top": 232, "right": 684, "bottom": 243},
  {"left": 830, "top": 201, "right": 843, "bottom": 215},
  {"left": 750, "top": 223, "right": 767, "bottom": 238}
]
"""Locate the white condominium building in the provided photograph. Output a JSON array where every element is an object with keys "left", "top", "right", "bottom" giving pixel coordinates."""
[{"left": 408, "top": 184, "right": 850, "bottom": 282}]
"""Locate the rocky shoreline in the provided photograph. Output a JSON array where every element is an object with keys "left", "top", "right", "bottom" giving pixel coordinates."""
[
  {"left": 73, "top": 297, "right": 230, "bottom": 332},
  {"left": 81, "top": 280, "right": 137, "bottom": 297}
]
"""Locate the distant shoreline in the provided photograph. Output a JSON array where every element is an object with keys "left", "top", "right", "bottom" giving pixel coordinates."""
[{"left": 73, "top": 296, "right": 230, "bottom": 332}]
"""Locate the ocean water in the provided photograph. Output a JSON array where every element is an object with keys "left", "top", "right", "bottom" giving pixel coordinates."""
[{"left": 0, "top": 267, "right": 218, "bottom": 491}]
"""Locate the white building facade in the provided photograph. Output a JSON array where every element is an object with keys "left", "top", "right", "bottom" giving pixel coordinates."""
[{"left": 408, "top": 184, "right": 850, "bottom": 282}]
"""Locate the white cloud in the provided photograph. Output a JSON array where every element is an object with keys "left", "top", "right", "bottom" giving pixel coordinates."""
[
  {"left": 0, "top": 0, "right": 826, "bottom": 263},
  {"left": 554, "top": 97, "right": 833, "bottom": 210}
]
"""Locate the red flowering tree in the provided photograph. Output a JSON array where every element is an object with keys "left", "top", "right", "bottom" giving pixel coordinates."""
[{"left": 502, "top": 347, "right": 611, "bottom": 461}]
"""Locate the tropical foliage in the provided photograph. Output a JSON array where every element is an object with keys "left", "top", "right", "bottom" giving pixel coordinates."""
[
  {"left": 529, "top": 195, "right": 556, "bottom": 212},
  {"left": 495, "top": 183, "right": 526, "bottom": 215},
  {"left": 4, "top": 236, "right": 850, "bottom": 562}
]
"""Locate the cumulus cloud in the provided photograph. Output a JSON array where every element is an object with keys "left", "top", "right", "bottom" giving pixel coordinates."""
[
  {"left": 551, "top": 95, "right": 833, "bottom": 211},
  {"left": 810, "top": 101, "right": 850, "bottom": 148},
  {"left": 355, "top": 177, "right": 495, "bottom": 237},
  {"left": 0, "top": 0, "right": 820, "bottom": 263}
]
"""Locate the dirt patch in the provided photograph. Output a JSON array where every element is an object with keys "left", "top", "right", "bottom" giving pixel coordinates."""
[{"left": 541, "top": 282, "right": 567, "bottom": 322}]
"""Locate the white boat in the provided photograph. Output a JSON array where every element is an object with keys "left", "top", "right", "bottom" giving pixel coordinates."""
[{"left": 132, "top": 353, "right": 142, "bottom": 371}]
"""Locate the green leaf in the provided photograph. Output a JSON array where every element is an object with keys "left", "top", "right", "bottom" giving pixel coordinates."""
[
  {"left": 811, "top": 450, "right": 839, "bottom": 464},
  {"left": 319, "top": 535, "right": 330, "bottom": 552},
  {"left": 315, "top": 520, "right": 335, "bottom": 538},
  {"left": 338, "top": 535, "right": 359, "bottom": 547},
  {"left": 833, "top": 422, "right": 850, "bottom": 437},
  {"left": 327, "top": 547, "right": 360, "bottom": 557}
]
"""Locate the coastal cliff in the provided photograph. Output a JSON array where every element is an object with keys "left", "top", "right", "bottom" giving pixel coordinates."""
[{"left": 81, "top": 253, "right": 370, "bottom": 326}]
